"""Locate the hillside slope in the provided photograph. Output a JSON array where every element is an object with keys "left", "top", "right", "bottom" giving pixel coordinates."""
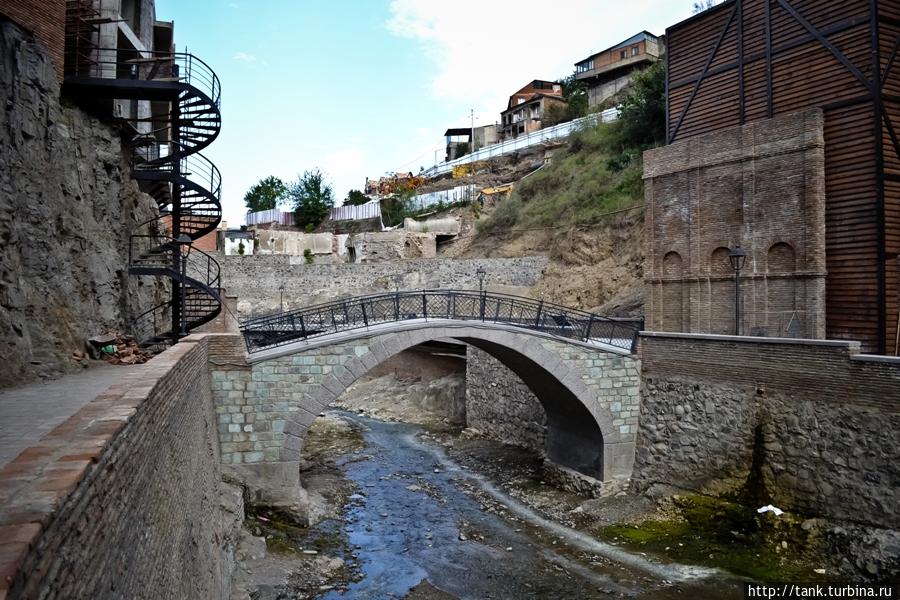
[
  {"left": 439, "top": 123, "right": 647, "bottom": 317},
  {"left": 438, "top": 63, "right": 663, "bottom": 317}
]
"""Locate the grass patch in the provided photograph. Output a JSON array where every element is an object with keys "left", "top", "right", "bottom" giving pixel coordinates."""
[
  {"left": 476, "top": 121, "right": 646, "bottom": 235},
  {"left": 600, "top": 495, "right": 829, "bottom": 583}
]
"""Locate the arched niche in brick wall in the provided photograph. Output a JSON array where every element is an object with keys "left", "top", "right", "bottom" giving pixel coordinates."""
[
  {"left": 710, "top": 246, "right": 733, "bottom": 274},
  {"left": 766, "top": 242, "right": 799, "bottom": 336},
  {"left": 661, "top": 251, "right": 684, "bottom": 331},
  {"left": 767, "top": 242, "right": 796, "bottom": 273},
  {"left": 662, "top": 251, "right": 683, "bottom": 277},
  {"left": 709, "top": 246, "right": 735, "bottom": 334}
]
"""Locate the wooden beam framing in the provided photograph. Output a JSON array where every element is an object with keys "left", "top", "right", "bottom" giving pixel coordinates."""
[
  {"left": 777, "top": 0, "right": 873, "bottom": 93},
  {"left": 669, "top": 3, "right": 738, "bottom": 143}
]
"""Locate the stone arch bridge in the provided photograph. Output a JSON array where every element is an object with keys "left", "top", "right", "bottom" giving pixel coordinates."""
[{"left": 209, "top": 291, "right": 641, "bottom": 505}]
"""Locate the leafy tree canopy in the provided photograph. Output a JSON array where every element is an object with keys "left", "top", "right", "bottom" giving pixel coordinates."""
[
  {"left": 559, "top": 73, "right": 588, "bottom": 120},
  {"left": 288, "top": 169, "right": 334, "bottom": 230},
  {"left": 343, "top": 189, "right": 369, "bottom": 206},
  {"left": 243, "top": 175, "right": 286, "bottom": 212},
  {"left": 617, "top": 60, "right": 666, "bottom": 149}
]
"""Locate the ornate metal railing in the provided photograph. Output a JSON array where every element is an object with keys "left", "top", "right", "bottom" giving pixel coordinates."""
[{"left": 240, "top": 290, "right": 642, "bottom": 354}]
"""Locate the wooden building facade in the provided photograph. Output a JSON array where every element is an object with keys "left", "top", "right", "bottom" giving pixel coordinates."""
[{"left": 665, "top": 0, "right": 900, "bottom": 354}]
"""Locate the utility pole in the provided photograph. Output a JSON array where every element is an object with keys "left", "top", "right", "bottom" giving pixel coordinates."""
[{"left": 470, "top": 109, "right": 475, "bottom": 153}]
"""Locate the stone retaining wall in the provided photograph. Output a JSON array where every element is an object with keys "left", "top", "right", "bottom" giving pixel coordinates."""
[
  {"left": 221, "top": 255, "right": 548, "bottom": 315},
  {"left": 465, "top": 346, "right": 546, "bottom": 453},
  {"left": 0, "top": 336, "right": 236, "bottom": 599},
  {"left": 636, "top": 332, "right": 900, "bottom": 529}
]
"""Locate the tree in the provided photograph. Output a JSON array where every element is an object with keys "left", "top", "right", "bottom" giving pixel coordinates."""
[
  {"left": 559, "top": 73, "right": 588, "bottom": 121},
  {"left": 343, "top": 189, "right": 369, "bottom": 206},
  {"left": 243, "top": 175, "right": 286, "bottom": 212},
  {"left": 617, "top": 60, "right": 666, "bottom": 148},
  {"left": 288, "top": 169, "right": 334, "bottom": 230}
]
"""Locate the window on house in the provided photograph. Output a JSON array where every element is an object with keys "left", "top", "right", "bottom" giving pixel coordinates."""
[
  {"left": 632, "top": 46, "right": 639, "bottom": 56},
  {"left": 620, "top": 49, "right": 626, "bottom": 59}
]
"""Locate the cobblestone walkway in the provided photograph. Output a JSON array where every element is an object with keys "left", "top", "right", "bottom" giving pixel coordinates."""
[{"left": 0, "top": 364, "right": 139, "bottom": 468}]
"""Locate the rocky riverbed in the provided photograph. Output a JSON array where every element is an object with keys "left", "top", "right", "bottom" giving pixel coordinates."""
[{"left": 230, "top": 410, "right": 786, "bottom": 599}]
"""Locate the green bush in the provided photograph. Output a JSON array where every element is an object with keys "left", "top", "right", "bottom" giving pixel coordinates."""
[{"left": 303, "top": 248, "right": 314, "bottom": 264}]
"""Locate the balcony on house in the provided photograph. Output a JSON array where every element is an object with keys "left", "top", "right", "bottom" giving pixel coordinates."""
[{"left": 574, "top": 31, "right": 664, "bottom": 108}]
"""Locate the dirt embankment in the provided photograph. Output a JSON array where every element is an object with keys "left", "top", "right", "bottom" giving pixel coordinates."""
[{"left": 438, "top": 201, "right": 644, "bottom": 317}]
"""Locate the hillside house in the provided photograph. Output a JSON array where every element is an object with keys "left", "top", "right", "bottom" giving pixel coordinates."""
[
  {"left": 575, "top": 31, "right": 664, "bottom": 108},
  {"left": 443, "top": 125, "right": 499, "bottom": 161},
  {"left": 499, "top": 80, "right": 567, "bottom": 141}
]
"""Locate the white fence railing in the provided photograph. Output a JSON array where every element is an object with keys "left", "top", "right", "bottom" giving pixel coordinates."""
[
  {"left": 423, "top": 107, "right": 619, "bottom": 178},
  {"left": 327, "top": 202, "right": 382, "bottom": 222},
  {"left": 245, "top": 209, "right": 293, "bottom": 226},
  {"left": 245, "top": 203, "right": 383, "bottom": 226},
  {"left": 408, "top": 184, "right": 476, "bottom": 212}
]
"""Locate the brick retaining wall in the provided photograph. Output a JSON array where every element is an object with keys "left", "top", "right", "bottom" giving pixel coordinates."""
[
  {"left": 0, "top": 336, "right": 234, "bottom": 599},
  {"left": 636, "top": 332, "right": 900, "bottom": 529}
]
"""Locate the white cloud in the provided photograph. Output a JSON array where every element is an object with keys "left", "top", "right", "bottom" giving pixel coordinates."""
[
  {"left": 232, "top": 52, "right": 258, "bottom": 64},
  {"left": 386, "top": 0, "right": 687, "bottom": 115}
]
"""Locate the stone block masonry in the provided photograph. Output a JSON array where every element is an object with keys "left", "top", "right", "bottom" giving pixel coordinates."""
[
  {"left": 465, "top": 343, "right": 641, "bottom": 484},
  {"left": 635, "top": 332, "right": 900, "bottom": 530},
  {"left": 222, "top": 255, "right": 548, "bottom": 315},
  {"left": 210, "top": 323, "right": 640, "bottom": 495},
  {"left": 466, "top": 347, "right": 547, "bottom": 453},
  {"left": 0, "top": 336, "right": 235, "bottom": 599}
]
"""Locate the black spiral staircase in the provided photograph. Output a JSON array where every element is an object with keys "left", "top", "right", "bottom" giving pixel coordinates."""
[{"left": 63, "top": 10, "right": 224, "bottom": 345}]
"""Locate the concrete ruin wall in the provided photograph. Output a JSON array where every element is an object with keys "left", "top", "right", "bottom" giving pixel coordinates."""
[
  {"left": 252, "top": 229, "right": 444, "bottom": 263},
  {"left": 643, "top": 108, "right": 826, "bottom": 339},
  {"left": 635, "top": 332, "right": 900, "bottom": 530},
  {"left": 222, "top": 255, "right": 548, "bottom": 315},
  {"left": 0, "top": 18, "right": 166, "bottom": 388},
  {"left": 465, "top": 346, "right": 546, "bottom": 453},
  {"left": 347, "top": 231, "right": 437, "bottom": 262},
  {"left": 255, "top": 230, "right": 336, "bottom": 256},
  {"left": 0, "top": 337, "right": 238, "bottom": 599}
]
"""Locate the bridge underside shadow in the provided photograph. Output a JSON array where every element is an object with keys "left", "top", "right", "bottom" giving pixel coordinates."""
[{"left": 459, "top": 338, "right": 604, "bottom": 478}]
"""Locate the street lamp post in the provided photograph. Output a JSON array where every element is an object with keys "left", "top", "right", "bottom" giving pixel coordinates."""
[
  {"left": 174, "top": 234, "right": 193, "bottom": 339},
  {"left": 728, "top": 246, "right": 747, "bottom": 336},
  {"left": 279, "top": 283, "right": 285, "bottom": 313},
  {"left": 475, "top": 266, "right": 487, "bottom": 321}
]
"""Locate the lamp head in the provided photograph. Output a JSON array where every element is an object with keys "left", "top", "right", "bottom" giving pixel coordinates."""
[{"left": 728, "top": 246, "right": 747, "bottom": 271}]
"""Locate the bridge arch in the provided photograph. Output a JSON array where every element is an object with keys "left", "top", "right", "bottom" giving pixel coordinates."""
[{"left": 211, "top": 322, "right": 641, "bottom": 509}]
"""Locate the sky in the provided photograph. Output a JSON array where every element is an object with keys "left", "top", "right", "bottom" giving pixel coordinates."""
[{"left": 155, "top": 0, "right": 697, "bottom": 227}]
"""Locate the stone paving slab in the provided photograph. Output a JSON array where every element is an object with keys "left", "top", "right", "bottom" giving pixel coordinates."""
[{"left": 0, "top": 364, "right": 141, "bottom": 469}]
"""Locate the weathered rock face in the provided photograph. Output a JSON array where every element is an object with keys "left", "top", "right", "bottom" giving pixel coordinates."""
[
  {"left": 0, "top": 18, "right": 165, "bottom": 388},
  {"left": 465, "top": 346, "right": 547, "bottom": 453}
]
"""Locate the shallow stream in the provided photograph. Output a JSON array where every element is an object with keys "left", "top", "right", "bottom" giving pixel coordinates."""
[{"left": 310, "top": 412, "right": 741, "bottom": 599}]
